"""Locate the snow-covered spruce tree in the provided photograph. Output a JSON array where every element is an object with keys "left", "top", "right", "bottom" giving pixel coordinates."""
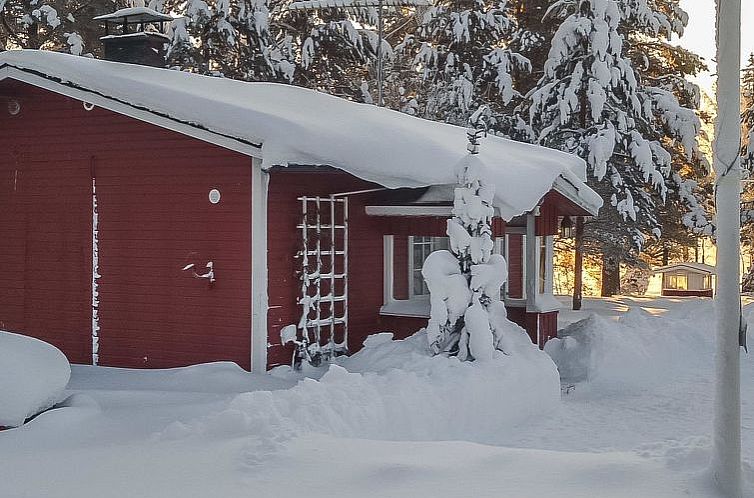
[
  {"left": 392, "top": 0, "right": 529, "bottom": 125},
  {"left": 0, "top": 0, "right": 123, "bottom": 54},
  {"left": 422, "top": 109, "right": 522, "bottom": 360},
  {"left": 621, "top": 0, "right": 713, "bottom": 249},
  {"left": 276, "top": 4, "right": 380, "bottom": 100},
  {"left": 166, "top": 0, "right": 293, "bottom": 81},
  {"left": 525, "top": 0, "right": 705, "bottom": 296}
]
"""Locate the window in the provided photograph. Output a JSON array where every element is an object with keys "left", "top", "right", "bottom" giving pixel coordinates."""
[
  {"left": 666, "top": 274, "right": 688, "bottom": 290},
  {"left": 409, "top": 236, "right": 449, "bottom": 296}
]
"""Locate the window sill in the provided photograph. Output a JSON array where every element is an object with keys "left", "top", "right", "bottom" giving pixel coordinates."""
[
  {"left": 527, "top": 294, "right": 561, "bottom": 313},
  {"left": 380, "top": 297, "right": 431, "bottom": 319}
]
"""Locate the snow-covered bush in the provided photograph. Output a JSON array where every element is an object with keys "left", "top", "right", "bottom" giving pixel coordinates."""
[
  {"left": 423, "top": 111, "right": 526, "bottom": 360},
  {"left": 0, "top": 331, "right": 71, "bottom": 427}
]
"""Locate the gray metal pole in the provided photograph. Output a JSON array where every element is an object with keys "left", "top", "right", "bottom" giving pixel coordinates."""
[
  {"left": 376, "top": 0, "right": 384, "bottom": 106},
  {"left": 712, "top": 0, "right": 742, "bottom": 496}
]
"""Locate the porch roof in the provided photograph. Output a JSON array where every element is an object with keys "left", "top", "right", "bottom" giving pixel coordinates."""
[
  {"left": 654, "top": 263, "right": 716, "bottom": 275},
  {"left": 0, "top": 50, "right": 602, "bottom": 220}
]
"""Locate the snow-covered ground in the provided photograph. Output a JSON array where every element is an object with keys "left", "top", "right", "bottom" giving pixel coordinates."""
[{"left": 2, "top": 296, "right": 753, "bottom": 497}]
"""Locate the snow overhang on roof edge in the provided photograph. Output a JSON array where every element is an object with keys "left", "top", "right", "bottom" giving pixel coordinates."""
[{"left": 0, "top": 50, "right": 600, "bottom": 222}]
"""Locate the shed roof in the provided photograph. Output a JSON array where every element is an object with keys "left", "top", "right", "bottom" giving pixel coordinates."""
[
  {"left": 654, "top": 263, "right": 716, "bottom": 275},
  {"left": 0, "top": 50, "right": 602, "bottom": 221},
  {"left": 93, "top": 7, "right": 174, "bottom": 22}
]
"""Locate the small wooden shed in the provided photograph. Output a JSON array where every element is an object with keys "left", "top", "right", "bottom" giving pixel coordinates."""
[{"left": 655, "top": 263, "right": 715, "bottom": 298}]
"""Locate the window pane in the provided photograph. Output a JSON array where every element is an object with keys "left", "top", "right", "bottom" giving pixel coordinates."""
[{"left": 411, "top": 236, "right": 449, "bottom": 296}]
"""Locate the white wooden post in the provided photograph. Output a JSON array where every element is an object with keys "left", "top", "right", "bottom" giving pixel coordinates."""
[
  {"left": 712, "top": 0, "right": 742, "bottom": 495},
  {"left": 251, "top": 158, "right": 269, "bottom": 373}
]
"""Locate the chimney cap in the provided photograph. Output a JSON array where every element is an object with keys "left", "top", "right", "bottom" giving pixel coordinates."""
[{"left": 94, "top": 7, "right": 174, "bottom": 23}]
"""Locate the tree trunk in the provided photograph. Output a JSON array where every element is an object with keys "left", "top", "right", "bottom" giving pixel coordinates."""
[
  {"left": 572, "top": 217, "right": 584, "bottom": 311},
  {"left": 662, "top": 245, "right": 669, "bottom": 266},
  {"left": 601, "top": 254, "right": 620, "bottom": 297}
]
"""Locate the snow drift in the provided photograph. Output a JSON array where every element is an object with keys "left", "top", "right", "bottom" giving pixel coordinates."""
[
  {"left": 162, "top": 331, "right": 560, "bottom": 444},
  {"left": 545, "top": 303, "right": 713, "bottom": 390},
  {"left": 0, "top": 331, "right": 71, "bottom": 427}
]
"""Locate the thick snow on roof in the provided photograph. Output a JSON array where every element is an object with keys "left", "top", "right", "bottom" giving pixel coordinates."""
[
  {"left": 0, "top": 50, "right": 600, "bottom": 220},
  {"left": 289, "top": 0, "right": 430, "bottom": 11},
  {"left": 93, "top": 7, "right": 174, "bottom": 22},
  {"left": 654, "top": 263, "right": 716, "bottom": 274}
]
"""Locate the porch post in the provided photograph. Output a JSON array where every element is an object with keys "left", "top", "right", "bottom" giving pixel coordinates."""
[
  {"left": 251, "top": 157, "right": 269, "bottom": 373},
  {"left": 525, "top": 212, "right": 537, "bottom": 308},
  {"left": 525, "top": 211, "right": 538, "bottom": 344}
]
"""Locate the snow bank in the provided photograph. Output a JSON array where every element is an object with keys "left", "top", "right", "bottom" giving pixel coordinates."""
[
  {"left": 0, "top": 50, "right": 600, "bottom": 220},
  {"left": 70, "top": 362, "right": 293, "bottom": 393},
  {"left": 545, "top": 303, "right": 713, "bottom": 390},
  {"left": 0, "top": 331, "right": 71, "bottom": 427},
  {"left": 162, "top": 331, "right": 559, "bottom": 444}
]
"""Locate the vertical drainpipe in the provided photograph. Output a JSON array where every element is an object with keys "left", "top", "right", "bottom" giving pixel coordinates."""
[{"left": 250, "top": 157, "right": 269, "bottom": 373}]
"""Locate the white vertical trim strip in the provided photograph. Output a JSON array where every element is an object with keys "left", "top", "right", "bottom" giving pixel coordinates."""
[
  {"left": 525, "top": 213, "right": 537, "bottom": 312},
  {"left": 407, "top": 236, "right": 415, "bottom": 297},
  {"left": 383, "top": 235, "right": 394, "bottom": 305},
  {"left": 251, "top": 157, "right": 269, "bottom": 373}
]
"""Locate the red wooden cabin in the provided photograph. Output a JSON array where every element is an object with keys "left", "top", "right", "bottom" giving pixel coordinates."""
[{"left": 0, "top": 50, "right": 600, "bottom": 372}]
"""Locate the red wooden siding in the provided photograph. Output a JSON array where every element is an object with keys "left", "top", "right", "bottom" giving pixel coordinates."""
[
  {"left": 535, "top": 200, "right": 560, "bottom": 236},
  {"left": 662, "top": 289, "right": 713, "bottom": 298},
  {"left": 507, "top": 234, "right": 524, "bottom": 299},
  {"left": 0, "top": 83, "right": 93, "bottom": 363},
  {"left": 95, "top": 156, "right": 251, "bottom": 369},
  {"left": 266, "top": 170, "right": 391, "bottom": 367},
  {"left": 393, "top": 235, "right": 409, "bottom": 300},
  {"left": 0, "top": 81, "right": 252, "bottom": 369}
]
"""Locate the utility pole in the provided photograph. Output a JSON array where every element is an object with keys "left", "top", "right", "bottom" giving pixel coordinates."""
[{"left": 712, "top": 1, "right": 743, "bottom": 496}]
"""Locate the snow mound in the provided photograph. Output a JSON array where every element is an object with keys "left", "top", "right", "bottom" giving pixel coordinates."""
[
  {"left": 162, "top": 331, "right": 559, "bottom": 445},
  {"left": 0, "top": 331, "right": 71, "bottom": 427},
  {"left": 545, "top": 303, "right": 712, "bottom": 390}
]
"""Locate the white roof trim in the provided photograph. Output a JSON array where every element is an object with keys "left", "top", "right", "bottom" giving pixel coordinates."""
[
  {"left": 0, "top": 66, "right": 262, "bottom": 158},
  {"left": 654, "top": 263, "right": 716, "bottom": 275},
  {"left": 553, "top": 173, "right": 601, "bottom": 217},
  {"left": 365, "top": 205, "right": 453, "bottom": 217}
]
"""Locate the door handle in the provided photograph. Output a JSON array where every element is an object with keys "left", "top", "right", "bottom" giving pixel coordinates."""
[{"left": 182, "top": 261, "right": 216, "bottom": 285}]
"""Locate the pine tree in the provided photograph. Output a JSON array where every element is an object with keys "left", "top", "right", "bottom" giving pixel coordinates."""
[
  {"left": 393, "top": 0, "right": 529, "bottom": 125},
  {"left": 166, "top": 0, "right": 293, "bottom": 81},
  {"left": 0, "top": 0, "right": 125, "bottom": 55}
]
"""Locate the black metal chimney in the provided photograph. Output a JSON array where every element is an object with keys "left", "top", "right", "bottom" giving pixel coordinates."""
[{"left": 95, "top": 7, "right": 172, "bottom": 67}]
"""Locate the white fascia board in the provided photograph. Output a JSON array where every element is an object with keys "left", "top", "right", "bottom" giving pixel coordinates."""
[
  {"left": 251, "top": 157, "right": 269, "bottom": 373},
  {"left": 365, "top": 205, "right": 453, "bottom": 217},
  {"left": 0, "top": 67, "right": 263, "bottom": 159},
  {"left": 553, "top": 175, "right": 600, "bottom": 217}
]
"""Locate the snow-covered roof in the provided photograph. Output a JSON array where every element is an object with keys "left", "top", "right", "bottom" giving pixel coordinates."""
[
  {"left": 289, "top": 0, "right": 430, "bottom": 10},
  {"left": 0, "top": 50, "right": 602, "bottom": 220},
  {"left": 654, "top": 263, "right": 715, "bottom": 275},
  {"left": 93, "top": 7, "right": 174, "bottom": 22}
]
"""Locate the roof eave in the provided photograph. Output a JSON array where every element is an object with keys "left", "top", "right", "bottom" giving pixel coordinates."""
[
  {"left": 0, "top": 64, "right": 263, "bottom": 159},
  {"left": 552, "top": 174, "right": 601, "bottom": 217}
]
